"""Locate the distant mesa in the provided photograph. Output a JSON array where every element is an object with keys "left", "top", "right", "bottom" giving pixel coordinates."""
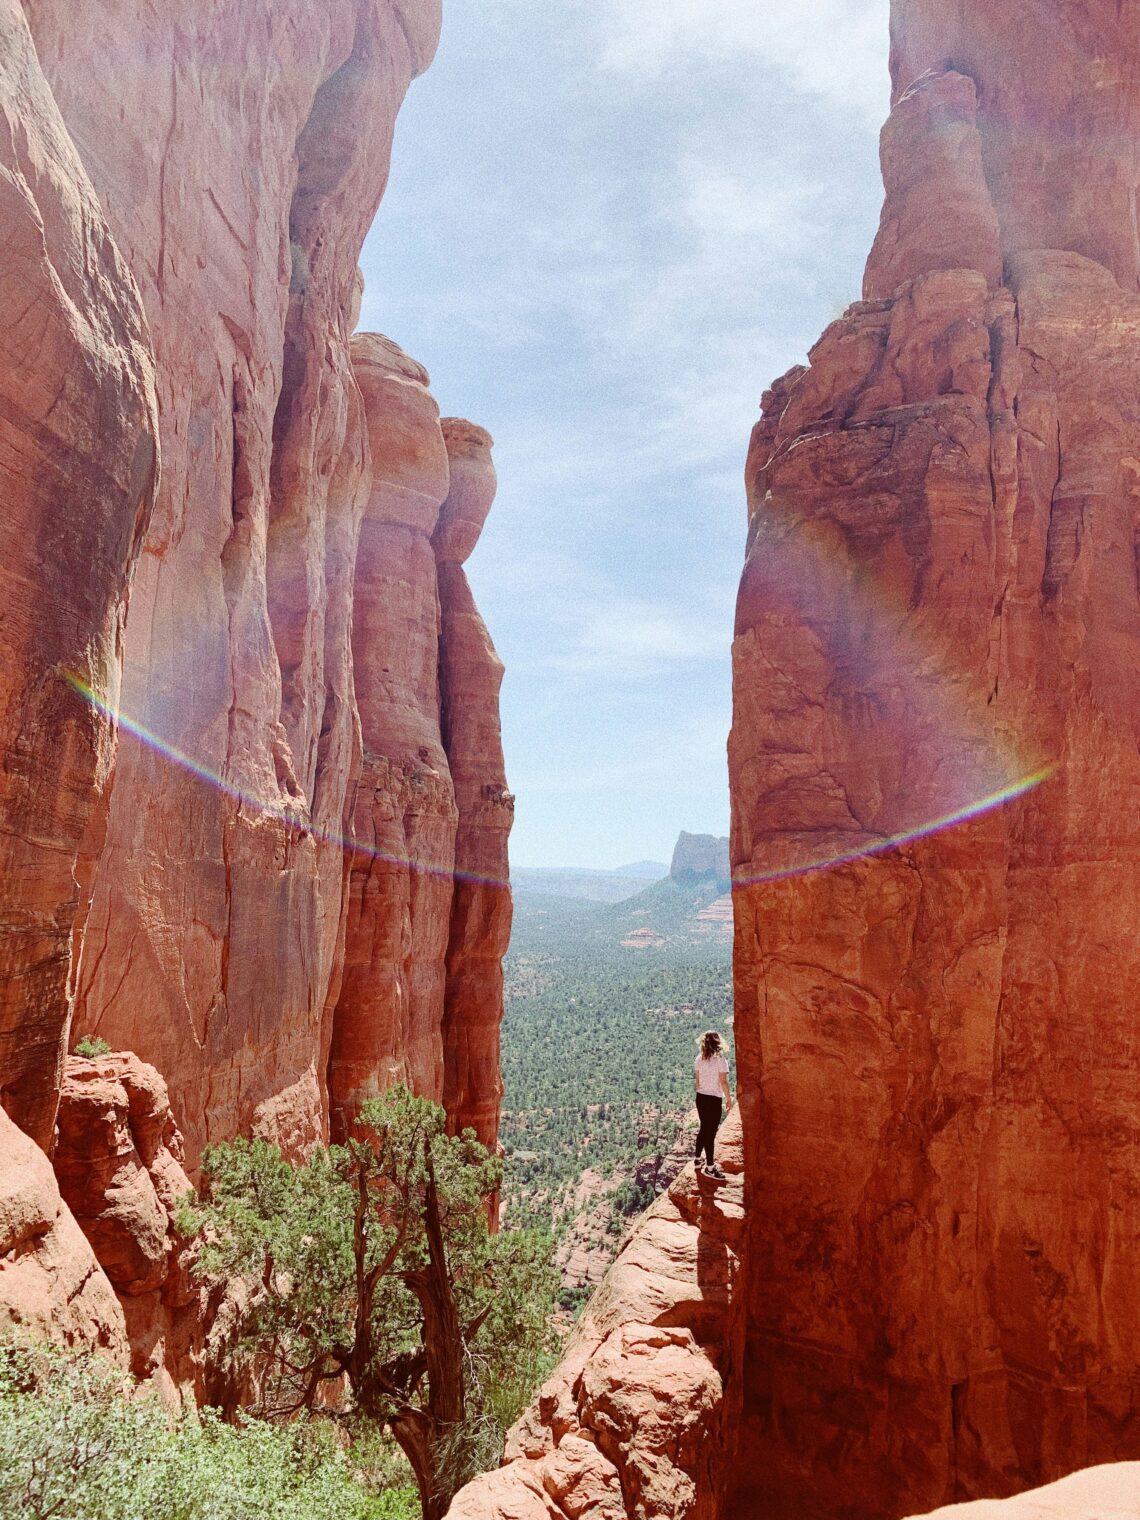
[{"left": 669, "top": 831, "right": 730, "bottom": 888}]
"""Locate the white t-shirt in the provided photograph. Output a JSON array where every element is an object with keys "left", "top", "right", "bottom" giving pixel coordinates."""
[{"left": 695, "top": 1052, "right": 729, "bottom": 1097}]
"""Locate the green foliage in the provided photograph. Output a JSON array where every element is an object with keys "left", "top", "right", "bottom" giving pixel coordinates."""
[
  {"left": 181, "top": 1088, "right": 559, "bottom": 1513},
  {"left": 500, "top": 880, "right": 734, "bottom": 1243},
  {"left": 0, "top": 1341, "right": 398, "bottom": 1520},
  {"left": 74, "top": 1035, "right": 112, "bottom": 1058}
]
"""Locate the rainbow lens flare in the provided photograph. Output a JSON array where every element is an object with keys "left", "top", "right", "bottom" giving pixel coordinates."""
[{"left": 66, "top": 673, "right": 510, "bottom": 890}]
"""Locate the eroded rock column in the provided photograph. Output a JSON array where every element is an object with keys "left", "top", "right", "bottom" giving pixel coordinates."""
[
  {"left": 437, "top": 420, "right": 514, "bottom": 1150},
  {"left": 329, "top": 335, "right": 457, "bottom": 1136}
]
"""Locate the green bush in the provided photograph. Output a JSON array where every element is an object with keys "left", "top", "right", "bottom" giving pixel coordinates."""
[
  {"left": 181, "top": 1087, "right": 559, "bottom": 1519},
  {"left": 73, "top": 1035, "right": 113, "bottom": 1058},
  {"left": 0, "top": 1341, "right": 409, "bottom": 1520}
]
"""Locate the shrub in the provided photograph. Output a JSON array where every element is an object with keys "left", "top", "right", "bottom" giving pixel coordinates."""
[
  {"left": 0, "top": 1340, "right": 398, "bottom": 1520},
  {"left": 73, "top": 1035, "right": 112, "bottom": 1058}
]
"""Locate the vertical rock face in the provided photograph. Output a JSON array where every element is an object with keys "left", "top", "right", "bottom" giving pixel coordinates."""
[
  {"left": 19, "top": 0, "right": 443, "bottom": 1162},
  {"left": 0, "top": 0, "right": 158, "bottom": 1150},
  {"left": 437, "top": 420, "right": 514, "bottom": 1149},
  {"left": 330, "top": 335, "right": 457, "bottom": 1136},
  {"left": 0, "top": 0, "right": 512, "bottom": 1384},
  {"left": 331, "top": 371, "right": 512, "bottom": 1150},
  {"left": 729, "top": 4, "right": 1140, "bottom": 1516}
]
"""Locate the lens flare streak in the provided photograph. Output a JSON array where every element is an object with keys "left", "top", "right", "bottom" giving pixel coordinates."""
[
  {"left": 67, "top": 674, "right": 510, "bottom": 890},
  {"left": 733, "top": 764, "right": 1057, "bottom": 888}
]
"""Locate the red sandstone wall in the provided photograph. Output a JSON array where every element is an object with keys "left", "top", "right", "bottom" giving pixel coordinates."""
[
  {"left": 0, "top": 0, "right": 512, "bottom": 1386},
  {"left": 0, "top": 0, "right": 158, "bottom": 1151},
  {"left": 728, "top": 6, "right": 1140, "bottom": 1516},
  {"left": 20, "top": 0, "right": 443, "bottom": 1162}
]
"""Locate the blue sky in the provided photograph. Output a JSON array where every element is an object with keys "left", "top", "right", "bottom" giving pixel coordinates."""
[{"left": 359, "top": 0, "right": 891, "bottom": 868}]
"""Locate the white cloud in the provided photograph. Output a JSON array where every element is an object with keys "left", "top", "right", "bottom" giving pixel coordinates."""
[
  {"left": 557, "top": 598, "right": 727, "bottom": 677},
  {"left": 597, "top": 0, "right": 890, "bottom": 125}
]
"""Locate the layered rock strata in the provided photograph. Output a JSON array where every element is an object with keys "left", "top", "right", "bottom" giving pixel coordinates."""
[
  {"left": 728, "top": 4, "right": 1140, "bottom": 1515},
  {"left": 20, "top": 0, "right": 443, "bottom": 1163},
  {"left": 0, "top": 0, "right": 158, "bottom": 1151},
  {"left": 448, "top": 1116, "right": 744, "bottom": 1519}
]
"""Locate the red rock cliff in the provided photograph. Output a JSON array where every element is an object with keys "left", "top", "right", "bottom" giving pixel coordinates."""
[
  {"left": 19, "top": 0, "right": 443, "bottom": 1163},
  {"left": 0, "top": 0, "right": 158, "bottom": 1151},
  {"left": 0, "top": 0, "right": 512, "bottom": 1387},
  {"left": 729, "top": 3, "right": 1140, "bottom": 1516}
]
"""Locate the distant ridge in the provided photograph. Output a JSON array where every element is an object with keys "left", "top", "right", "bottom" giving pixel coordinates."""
[{"left": 513, "top": 861, "right": 668, "bottom": 904}]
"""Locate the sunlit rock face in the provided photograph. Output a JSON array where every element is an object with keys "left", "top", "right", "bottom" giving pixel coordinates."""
[
  {"left": 0, "top": 0, "right": 158, "bottom": 1152},
  {"left": 328, "top": 345, "right": 511, "bottom": 1150},
  {"left": 329, "top": 335, "right": 457, "bottom": 1135},
  {"left": 906, "top": 1465, "right": 1140, "bottom": 1520},
  {"left": 20, "top": 0, "right": 442, "bottom": 1163},
  {"left": 728, "top": 2, "right": 1140, "bottom": 1515}
]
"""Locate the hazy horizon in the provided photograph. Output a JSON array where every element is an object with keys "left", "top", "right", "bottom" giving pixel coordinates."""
[{"left": 358, "top": 0, "right": 891, "bottom": 869}]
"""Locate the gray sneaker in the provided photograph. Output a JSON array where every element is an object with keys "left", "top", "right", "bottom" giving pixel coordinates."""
[{"left": 706, "top": 1164, "right": 727, "bottom": 1181}]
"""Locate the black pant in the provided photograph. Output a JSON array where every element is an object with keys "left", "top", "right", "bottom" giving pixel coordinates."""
[{"left": 695, "top": 1093, "right": 723, "bottom": 1165}]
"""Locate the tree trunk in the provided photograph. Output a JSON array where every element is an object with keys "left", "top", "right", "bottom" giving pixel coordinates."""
[{"left": 389, "top": 1404, "right": 445, "bottom": 1520}]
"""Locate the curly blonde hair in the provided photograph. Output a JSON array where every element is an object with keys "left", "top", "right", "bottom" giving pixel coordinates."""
[{"left": 699, "top": 1030, "right": 724, "bottom": 1060}]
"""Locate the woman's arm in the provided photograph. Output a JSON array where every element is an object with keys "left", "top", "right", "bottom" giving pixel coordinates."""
[{"left": 720, "top": 1066, "right": 732, "bottom": 1109}]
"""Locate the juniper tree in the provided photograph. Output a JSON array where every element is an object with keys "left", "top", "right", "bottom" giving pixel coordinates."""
[{"left": 182, "top": 1088, "right": 557, "bottom": 1520}]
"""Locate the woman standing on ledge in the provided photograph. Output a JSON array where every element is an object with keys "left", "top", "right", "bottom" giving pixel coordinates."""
[{"left": 694, "top": 1030, "right": 732, "bottom": 1180}]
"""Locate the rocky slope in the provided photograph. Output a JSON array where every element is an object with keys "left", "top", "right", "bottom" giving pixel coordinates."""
[
  {"left": 449, "top": 1116, "right": 745, "bottom": 1520},
  {"left": 728, "top": 1, "right": 1140, "bottom": 1515},
  {"left": 0, "top": 0, "right": 511, "bottom": 1392}
]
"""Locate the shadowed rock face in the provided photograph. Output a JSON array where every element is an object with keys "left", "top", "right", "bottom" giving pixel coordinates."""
[
  {"left": 0, "top": 1103, "right": 128, "bottom": 1362},
  {"left": 729, "top": 3, "right": 1140, "bottom": 1516},
  {"left": 54, "top": 1053, "right": 202, "bottom": 1402},
  {"left": 18, "top": 0, "right": 443, "bottom": 1164},
  {"left": 0, "top": 0, "right": 158, "bottom": 1151}
]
